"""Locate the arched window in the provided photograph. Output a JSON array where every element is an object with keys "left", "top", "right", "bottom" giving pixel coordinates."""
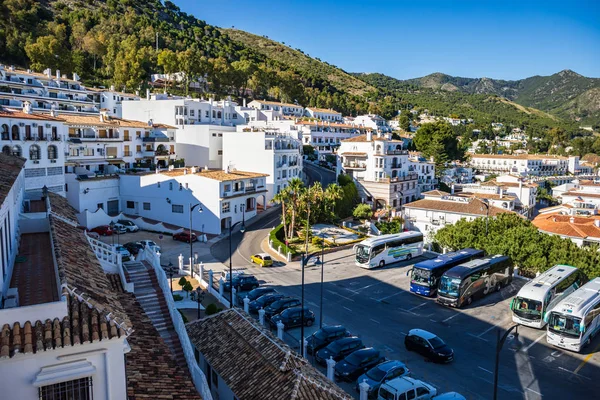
[
  {"left": 392, "top": 170, "right": 398, "bottom": 178},
  {"left": 38, "top": 125, "right": 44, "bottom": 138},
  {"left": 48, "top": 145, "right": 57, "bottom": 160},
  {"left": 11, "top": 145, "right": 22, "bottom": 157},
  {"left": 1, "top": 124, "right": 8, "bottom": 140},
  {"left": 2, "top": 145, "right": 10, "bottom": 155},
  {"left": 11, "top": 125, "right": 19, "bottom": 140},
  {"left": 217, "top": 111, "right": 222, "bottom": 119},
  {"left": 29, "top": 144, "right": 41, "bottom": 160}
]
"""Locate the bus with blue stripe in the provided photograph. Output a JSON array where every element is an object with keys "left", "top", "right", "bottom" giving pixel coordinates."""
[{"left": 408, "top": 249, "right": 484, "bottom": 297}]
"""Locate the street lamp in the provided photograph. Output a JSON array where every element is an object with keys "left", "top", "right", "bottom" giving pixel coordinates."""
[
  {"left": 190, "top": 203, "right": 203, "bottom": 274},
  {"left": 228, "top": 205, "right": 246, "bottom": 307},
  {"left": 318, "top": 232, "right": 325, "bottom": 329},
  {"left": 479, "top": 198, "right": 490, "bottom": 236},
  {"left": 493, "top": 325, "right": 519, "bottom": 400},
  {"left": 300, "top": 250, "right": 321, "bottom": 357},
  {"left": 167, "top": 261, "right": 174, "bottom": 294},
  {"left": 195, "top": 287, "right": 205, "bottom": 320},
  {"left": 109, "top": 221, "right": 115, "bottom": 246}
]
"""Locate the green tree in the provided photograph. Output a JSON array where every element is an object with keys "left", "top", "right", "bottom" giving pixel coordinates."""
[
  {"left": 25, "top": 23, "right": 71, "bottom": 72},
  {"left": 353, "top": 204, "right": 373, "bottom": 220},
  {"left": 157, "top": 49, "right": 178, "bottom": 90},
  {"left": 399, "top": 114, "right": 411, "bottom": 131}
]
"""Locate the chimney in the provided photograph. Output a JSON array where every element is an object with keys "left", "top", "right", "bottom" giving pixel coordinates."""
[
  {"left": 135, "top": 90, "right": 139, "bottom": 96},
  {"left": 146, "top": 88, "right": 150, "bottom": 100},
  {"left": 22, "top": 101, "right": 32, "bottom": 115},
  {"left": 110, "top": 85, "right": 115, "bottom": 92},
  {"left": 204, "top": 165, "right": 208, "bottom": 171},
  {"left": 44, "top": 68, "right": 51, "bottom": 78},
  {"left": 99, "top": 109, "right": 109, "bottom": 122},
  {"left": 595, "top": 220, "right": 600, "bottom": 228},
  {"left": 190, "top": 166, "right": 197, "bottom": 174},
  {"left": 73, "top": 73, "right": 80, "bottom": 82},
  {"left": 55, "top": 69, "right": 60, "bottom": 79},
  {"left": 451, "top": 184, "right": 455, "bottom": 195},
  {"left": 50, "top": 104, "right": 58, "bottom": 118},
  {"left": 148, "top": 119, "right": 153, "bottom": 127},
  {"left": 184, "top": 169, "right": 187, "bottom": 175},
  {"left": 243, "top": 98, "right": 247, "bottom": 107},
  {"left": 570, "top": 217, "right": 575, "bottom": 224},
  {"left": 366, "top": 131, "right": 373, "bottom": 141}
]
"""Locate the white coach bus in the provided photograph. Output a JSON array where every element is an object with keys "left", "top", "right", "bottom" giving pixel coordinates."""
[
  {"left": 354, "top": 232, "right": 423, "bottom": 269},
  {"left": 510, "top": 265, "right": 585, "bottom": 329},
  {"left": 545, "top": 277, "right": 600, "bottom": 352}
]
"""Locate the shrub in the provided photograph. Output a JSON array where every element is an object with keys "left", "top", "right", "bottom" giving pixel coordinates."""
[
  {"left": 205, "top": 303, "right": 219, "bottom": 316},
  {"left": 183, "top": 281, "right": 194, "bottom": 298},
  {"left": 269, "top": 224, "right": 297, "bottom": 255},
  {"left": 353, "top": 204, "right": 373, "bottom": 220},
  {"left": 173, "top": 294, "right": 183, "bottom": 301},
  {"left": 312, "top": 236, "right": 324, "bottom": 247},
  {"left": 178, "top": 277, "right": 188, "bottom": 287}
]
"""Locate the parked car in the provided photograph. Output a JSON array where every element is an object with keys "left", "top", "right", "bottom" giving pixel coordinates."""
[
  {"left": 356, "top": 360, "right": 410, "bottom": 398},
  {"left": 111, "top": 224, "right": 127, "bottom": 234},
  {"left": 404, "top": 329, "right": 454, "bottom": 363},
  {"left": 86, "top": 231, "right": 100, "bottom": 239},
  {"left": 248, "top": 293, "right": 285, "bottom": 314},
  {"left": 221, "top": 269, "right": 245, "bottom": 282},
  {"left": 306, "top": 325, "right": 351, "bottom": 354},
  {"left": 264, "top": 297, "right": 301, "bottom": 319},
  {"left": 315, "top": 336, "right": 365, "bottom": 365},
  {"left": 90, "top": 225, "right": 113, "bottom": 236},
  {"left": 222, "top": 274, "right": 259, "bottom": 292},
  {"left": 250, "top": 253, "right": 273, "bottom": 267},
  {"left": 173, "top": 231, "right": 197, "bottom": 243},
  {"left": 377, "top": 376, "right": 437, "bottom": 400},
  {"left": 112, "top": 245, "right": 132, "bottom": 259},
  {"left": 334, "top": 348, "right": 386, "bottom": 382},
  {"left": 237, "top": 287, "right": 277, "bottom": 304},
  {"left": 124, "top": 241, "right": 144, "bottom": 255},
  {"left": 116, "top": 219, "right": 139, "bottom": 232},
  {"left": 139, "top": 240, "right": 161, "bottom": 253},
  {"left": 433, "top": 393, "right": 466, "bottom": 400},
  {"left": 270, "top": 307, "right": 315, "bottom": 329}
]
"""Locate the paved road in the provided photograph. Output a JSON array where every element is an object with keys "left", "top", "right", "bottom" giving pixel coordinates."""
[
  {"left": 303, "top": 162, "right": 337, "bottom": 186},
  {"left": 210, "top": 216, "right": 600, "bottom": 400}
]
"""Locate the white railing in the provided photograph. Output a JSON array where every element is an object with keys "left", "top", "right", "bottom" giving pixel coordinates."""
[
  {"left": 84, "top": 232, "right": 132, "bottom": 292},
  {"left": 142, "top": 248, "right": 213, "bottom": 400},
  {"left": 193, "top": 268, "right": 231, "bottom": 309}
]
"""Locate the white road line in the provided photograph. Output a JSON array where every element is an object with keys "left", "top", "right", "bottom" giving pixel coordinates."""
[
  {"left": 370, "top": 318, "right": 380, "bottom": 324},
  {"left": 430, "top": 319, "right": 437, "bottom": 323},
  {"left": 326, "top": 289, "right": 355, "bottom": 302},
  {"left": 522, "top": 332, "right": 546, "bottom": 352},
  {"left": 408, "top": 302, "right": 428, "bottom": 311},
  {"left": 399, "top": 308, "right": 421, "bottom": 316},
  {"left": 525, "top": 387, "right": 542, "bottom": 396},
  {"left": 478, "top": 325, "right": 499, "bottom": 337},
  {"left": 478, "top": 366, "right": 493, "bottom": 374},
  {"left": 442, "top": 313, "right": 460, "bottom": 323},
  {"left": 468, "top": 333, "right": 489, "bottom": 342},
  {"left": 376, "top": 291, "right": 405, "bottom": 302},
  {"left": 343, "top": 306, "right": 352, "bottom": 312},
  {"left": 399, "top": 331, "right": 407, "bottom": 336}
]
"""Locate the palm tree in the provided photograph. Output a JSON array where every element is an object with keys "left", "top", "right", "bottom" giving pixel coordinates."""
[
  {"left": 287, "top": 178, "right": 305, "bottom": 239},
  {"left": 272, "top": 187, "right": 291, "bottom": 244},
  {"left": 325, "top": 183, "right": 343, "bottom": 221}
]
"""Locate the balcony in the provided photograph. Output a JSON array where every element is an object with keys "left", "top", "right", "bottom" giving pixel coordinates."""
[
  {"left": 142, "top": 137, "right": 170, "bottom": 143},
  {"left": 386, "top": 149, "right": 408, "bottom": 155},
  {"left": 123, "top": 136, "right": 131, "bottom": 141},
  {"left": 343, "top": 161, "right": 367, "bottom": 170},
  {"left": 123, "top": 151, "right": 133, "bottom": 157}
]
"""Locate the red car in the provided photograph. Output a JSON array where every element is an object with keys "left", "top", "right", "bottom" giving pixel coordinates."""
[
  {"left": 173, "top": 231, "right": 197, "bottom": 243},
  {"left": 90, "top": 225, "right": 113, "bottom": 236}
]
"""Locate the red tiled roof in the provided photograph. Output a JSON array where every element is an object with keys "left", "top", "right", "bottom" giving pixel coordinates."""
[
  {"left": 532, "top": 212, "right": 600, "bottom": 239},
  {"left": 0, "top": 108, "right": 63, "bottom": 121},
  {"left": 403, "top": 197, "right": 513, "bottom": 217},
  {"left": 0, "top": 153, "right": 25, "bottom": 206},
  {"left": 422, "top": 190, "right": 450, "bottom": 197}
]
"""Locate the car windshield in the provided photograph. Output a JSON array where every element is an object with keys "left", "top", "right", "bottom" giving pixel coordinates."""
[
  {"left": 327, "top": 341, "right": 343, "bottom": 353},
  {"left": 314, "top": 329, "right": 329, "bottom": 340},
  {"left": 264, "top": 256, "right": 272, "bottom": 261},
  {"left": 147, "top": 241, "right": 157, "bottom": 247},
  {"left": 366, "top": 365, "right": 386, "bottom": 381},
  {"left": 412, "top": 267, "right": 431, "bottom": 286},
  {"left": 513, "top": 296, "right": 543, "bottom": 319},
  {"left": 379, "top": 387, "right": 395, "bottom": 400},
  {"left": 355, "top": 245, "right": 371, "bottom": 264},
  {"left": 548, "top": 313, "right": 582, "bottom": 338},
  {"left": 428, "top": 336, "right": 445, "bottom": 349},
  {"left": 438, "top": 276, "right": 462, "bottom": 298},
  {"left": 345, "top": 352, "right": 364, "bottom": 365}
]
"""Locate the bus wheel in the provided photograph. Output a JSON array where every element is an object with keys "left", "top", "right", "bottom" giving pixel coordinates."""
[
  {"left": 379, "top": 260, "right": 385, "bottom": 268},
  {"left": 466, "top": 296, "right": 473, "bottom": 306}
]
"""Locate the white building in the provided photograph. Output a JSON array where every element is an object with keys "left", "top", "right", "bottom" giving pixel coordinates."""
[
  {"left": 96, "top": 86, "right": 141, "bottom": 117},
  {"left": 337, "top": 132, "right": 422, "bottom": 212},
  {"left": 119, "top": 167, "right": 268, "bottom": 234},
  {"left": 173, "top": 124, "right": 234, "bottom": 169},
  {"left": 304, "top": 107, "right": 343, "bottom": 122},
  {"left": 353, "top": 114, "right": 391, "bottom": 132},
  {"left": 408, "top": 153, "right": 437, "bottom": 194},
  {"left": 0, "top": 105, "right": 67, "bottom": 195},
  {"left": 223, "top": 127, "right": 302, "bottom": 202},
  {"left": 403, "top": 191, "right": 514, "bottom": 241},
  {"left": 533, "top": 204, "right": 600, "bottom": 247},
  {"left": 296, "top": 121, "right": 366, "bottom": 160},
  {"left": 470, "top": 154, "right": 574, "bottom": 176},
  {"left": 247, "top": 99, "right": 304, "bottom": 117}
]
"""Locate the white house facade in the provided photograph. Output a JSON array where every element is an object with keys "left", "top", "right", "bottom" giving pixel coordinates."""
[{"left": 304, "top": 107, "right": 343, "bottom": 122}]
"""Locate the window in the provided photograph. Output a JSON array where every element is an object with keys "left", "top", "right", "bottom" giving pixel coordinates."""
[
  {"left": 190, "top": 109, "right": 195, "bottom": 116},
  {"left": 48, "top": 145, "right": 57, "bottom": 160},
  {"left": 97, "top": 203, "right": 103, "bottom": 210},
  {"left": 218, "top": 150, "right": 223, "bottom": 156},
  {"left": 39, "top": 377, "right": 93, "bottom": 400},
  {"left": 143, "top": 202, "right": 151, "bottom": 211},
  {"left": 169, "top": 182, "right": 173, "bottom": 191},
  {"left": 29, "top": 144, "right": 41, "bottom": 160},
  {"left": 172, "top": 204, "right": 184, "bottom": 213},
  {"left": 222, "top": 202, "right": 230, "bottom": 213},
  {"left": 416, "top": 387, "right": 429, "bottom": 396},
  {"left": 126, "top": 201, "right": 135, "bottom": 209}
]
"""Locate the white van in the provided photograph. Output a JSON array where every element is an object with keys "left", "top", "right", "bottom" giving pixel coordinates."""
[{"left": 378, "top": 376, "right": 437, "bottom": 400}]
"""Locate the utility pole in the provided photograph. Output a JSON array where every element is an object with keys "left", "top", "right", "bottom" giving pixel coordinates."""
[{"left": 156, "top": 32, "right": 159, "bottom": 52}]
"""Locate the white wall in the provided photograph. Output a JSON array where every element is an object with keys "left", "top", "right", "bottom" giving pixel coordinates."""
[
  {"left": 404, "top": 207, "right": 477, "bottom": 242},
  {"left": 0, "top": 168, "right": 24, "bottom": 299},
  {"left": 175, "top": 125, "right": 234, "bottom": 169}
]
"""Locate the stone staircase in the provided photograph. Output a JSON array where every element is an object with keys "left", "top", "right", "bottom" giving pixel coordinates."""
[{"left": 124, "top": 260, "right": 187, "bottom": 370}]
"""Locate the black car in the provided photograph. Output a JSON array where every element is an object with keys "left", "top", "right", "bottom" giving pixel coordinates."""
[
  {"left": 237, "top": 287, "right": 277, "bottom": 304},
  {"left": 248, "top": 293, "right": 285, "bottom": 314},
  {"left": 315, "top": 336, "right": 364, "bottom": 365},
  {"left": 306, "top": 325, "right": 351, "bottom": 354},
  {"left": 334, "top": 348, "right": 386, "bottom": 382},
  {"left": 264, "top": 297, "right": 301, "bottom": 319},
  {"left": 404, "top": 329, "right": 454, "bottom": 363},
  {"left": 124, "top": 241, "right": 143, "bottom": 255},
  {"left": 270, "top": 307, "right": 315, "bottom": 329},
  {"left": 222, "top": 274, "right": 259, "bottom": 292}
]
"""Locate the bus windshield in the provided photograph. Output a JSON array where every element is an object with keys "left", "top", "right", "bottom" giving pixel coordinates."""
[
  {"left": 439, "top": 276, "right": 461, "bottom": 298},
  {"left": 412, "top": 268, "right": 431, "bottom": 286},
  {"left": 513, "top": 297, "right": 543, "bottom": 319},
  {"left": 355, "top": 245, "right": 371, "bottom": 264},
  {"left": 548, "top": 313, "right": 582, "bottom": 338}
]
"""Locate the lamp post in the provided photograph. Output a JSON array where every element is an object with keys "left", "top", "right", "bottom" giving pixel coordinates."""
[
  {"left": 319, "top": 233, "right": 325, "bottom": 329},
  {"left": 167, "top": 261, "right": 174, "bottom": 294},
  {"left": 479, "top": 199, "right": 490, "bottom": 236},
  {"left": 189, "top": 203, "right": 203, "bottom": 274},
  {"left": 109, "top": 221, "right": 115, "bottom": 246},
  {"left": 493, "top": 325, "right": 519, "bottom": 400},
  {"left": 228, "top": 205, "right": 246, "bottom": 308},
  {"left": 195, "top": 287, "right": 205, "bottom": 320}
]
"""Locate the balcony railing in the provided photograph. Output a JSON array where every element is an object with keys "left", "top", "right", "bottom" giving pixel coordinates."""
[
  {"left": 123, "top": 151, "right": 133, "bottom": 157},
  {"left": 386, "top": 149, "right": 408, "bottom": 155},
  {"left": 142, "top": 137, "right": 170, "bottom": 143},
  {"left": 343, "top": 162, "right": 367, "bottom": 169}
]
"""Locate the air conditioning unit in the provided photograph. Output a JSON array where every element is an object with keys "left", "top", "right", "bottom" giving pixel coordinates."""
[
  {"left": 45, "top": 124, "right": 51, "bottom": 128},
  {"left": 50, "top": 160, "right": 57, "bottom": 163},
  {"left": 33, "top": 160, "right": 39, "bottom": 164},
  {"left": 32, "top": 123, "right": 37, "bottom": 128},
  {"left": 19, "top": 122, "right": 24, "bottom": 127}
]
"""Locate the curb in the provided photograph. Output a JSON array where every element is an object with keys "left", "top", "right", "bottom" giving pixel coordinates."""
[{"left": 261, "top": 236, "right": 288, "bottom": 264}]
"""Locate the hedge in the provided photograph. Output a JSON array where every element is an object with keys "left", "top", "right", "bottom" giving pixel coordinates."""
[{"left": 269, "top": 224, "right": 297, "bottom": 256}]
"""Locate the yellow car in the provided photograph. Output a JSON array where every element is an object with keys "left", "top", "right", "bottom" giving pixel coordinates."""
[{"left": 250, "top": 253, "right": 274, "bottom": 267}]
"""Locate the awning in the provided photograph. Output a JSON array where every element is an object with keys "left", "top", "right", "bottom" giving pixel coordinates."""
[{"left": 107, "top": 159, "right": 124, "bottom": 164}]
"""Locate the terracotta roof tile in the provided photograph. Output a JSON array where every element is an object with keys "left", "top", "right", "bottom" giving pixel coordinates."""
[
  {"left": 252, "top": 100, "right": 301, "bottom": 108},
  {"left": 403, "top": 197, "right": 514, "bottom": 217},
  {"left": 306, "top": 107, "right": 342, "bottom": 115},
  {"left": 532, "top": 212, "right": 600, "bottom": 239},
  {"left": 156, "top": 168, "right": 269, "bottom": 182},
  {"left": 0, "top": 154, "right": 25, "bottom": 205},
  {"left": 422, "top": 190, "right": 450, "bottom": 197},
  {"left": 59, "top": 114, "right": 151, "bottom": 129},
  {"left": 186, "top": 309, "right": 351, "bottom": 400},
  {"left": 0, "top": 108, "right": 64, "bottom": 121}
]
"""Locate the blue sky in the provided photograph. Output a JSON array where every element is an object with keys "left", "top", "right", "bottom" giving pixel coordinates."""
[{"left": 176, "top": 0, "right": 600, "bottom": 80}]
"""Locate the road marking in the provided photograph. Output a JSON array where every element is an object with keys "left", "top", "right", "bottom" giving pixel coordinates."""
[
  {"left": 355, "top": 282, "right": 382, "bottom": 292},
  {"left": 521, "top": 332, "right": 546, "bottom": 353},
  {"left": 468, "top": 333, "right": 489, "bottom": 342},
  {"left": 573, "top": 340, "right": 600, "bottom": 375},
  {"left": 478, "top": 325, "right": 498, "bottom": 337},
  {"left": 478, "top": 366, "right": 493, "bottom": 374},
  {"left": 370, "top": 318, "right": 380, "bottom": 324},
  {"left": 525, "top": 387, "right": 542, "bottom": 396},
  {"left": 442, "top": 313, "right": 460, "bottom": 323},
  {"left": 326, "top": 289, "right": 355, "bottom": 302},
  {"left": 375, "top": 291, "right": 406, "bottom": 302},
  {"left": 408, "top": 302, "right": 428, "bottom": 311},
  {"left": 557, "top": 366, "right": 591, "bottom": 380},
  {"left": 399, "top": 308, "right": 421, "bottom": 316},
  {"left": 343, "top": 306, "right": 352, "bottom": 312},
  {"left": 430, "top": 319, "right": 437, "bottom": 323},
  {"left": 399, "top": 331, "right": 407, "bottom": 336},
  {"left": 384, "top": 345, "right": 395, "bottom": 353}
]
